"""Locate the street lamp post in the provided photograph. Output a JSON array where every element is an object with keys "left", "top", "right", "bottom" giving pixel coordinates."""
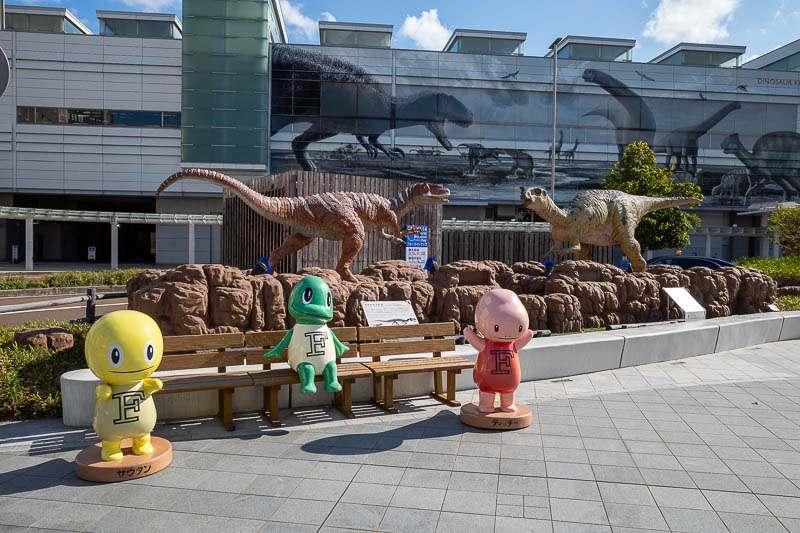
[{"left": 549, "top": 37, "right": 561, "bottom": 200}]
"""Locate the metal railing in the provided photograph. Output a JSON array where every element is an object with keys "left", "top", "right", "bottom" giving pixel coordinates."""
[{"left": 0, "top": 288, "right": 127, "bottom": 322}]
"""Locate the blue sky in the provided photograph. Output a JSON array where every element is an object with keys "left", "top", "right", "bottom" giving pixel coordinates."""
[{"left": 21, "top": 0, "right": 800, "bottom": 63}]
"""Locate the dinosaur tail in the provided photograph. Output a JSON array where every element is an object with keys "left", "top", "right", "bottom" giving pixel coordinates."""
[
  {"left": 156, "top": 168, "right": 294, "bottom": 223},
  {"left": 640, "top": 195, "right": 701, "bottom": 215}
]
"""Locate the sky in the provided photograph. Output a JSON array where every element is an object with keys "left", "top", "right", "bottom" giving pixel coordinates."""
[{"left": 19, "top": 0, "right": 800, "bottom": 63}]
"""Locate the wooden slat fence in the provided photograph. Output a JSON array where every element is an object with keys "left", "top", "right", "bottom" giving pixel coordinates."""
[{"left": 222, "top": 170, "right": 443, "bottom": 273}]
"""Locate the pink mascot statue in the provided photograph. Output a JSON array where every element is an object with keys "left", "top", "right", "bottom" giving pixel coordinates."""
[{"left": 463, "top": 289, "right": 533, "bottom": 416}]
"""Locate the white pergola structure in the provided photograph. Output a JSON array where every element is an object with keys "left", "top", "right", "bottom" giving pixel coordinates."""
[
  {"left": 0, "top": 206, "right": 223, "bottom": 271},
  {"left": 739, "top": 201, "right": 798, "bottom": 259}
]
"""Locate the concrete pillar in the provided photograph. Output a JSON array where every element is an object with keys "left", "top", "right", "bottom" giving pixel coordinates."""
[
  {"left": 705, "top": 230, "right": 712, "bottom": 257},
  {"left": 110, "top": 216, "right": 118, "bottom": 270},
  {"left": 24, "top": 216, "right": 33, "bottom": 271},
  {"left": 760, "top": 213, "right": 770, "bottom": 258},
  {"left": 188, "top": 221, "right": 195, "bottom": 264}
]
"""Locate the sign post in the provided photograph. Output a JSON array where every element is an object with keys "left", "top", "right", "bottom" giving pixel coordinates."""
[{"left": 404, "top": 224, "right": 428, "bottom": 269}]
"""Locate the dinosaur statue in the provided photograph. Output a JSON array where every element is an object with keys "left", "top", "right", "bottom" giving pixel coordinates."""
[
  {"left": 520, "top": 187, "right": 700, "bottom": 272},
  {"left": 458, "top": 143, "right": 501, "bottom": 176},
  {"left": 661, "top": 102, "right": 741, "bottom": 175},
  {"left": 711, "top": 168, "right": 750, "bottom": 204},
  {"left": 271, "top": 46, "right": 472, "bottom": 170},
  {"left": 582, "top": 69, "right": 656, "bottom": 160},
  {"left": 721, "top": 132, "right": 800, "bottom": 201},
  {"left": 547, "top": 130, "right": 564, "bottom": 161},
  {"left": 157, "top": 169, "right": 450, "bottom": 281},
  {"left": 502, "top": 149, "right": 535, "bottom": 179},
  {"left": 560, "top": 140, "right": 580, "bottom": 162}
]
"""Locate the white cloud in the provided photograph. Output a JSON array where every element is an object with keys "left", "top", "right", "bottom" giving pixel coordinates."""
[
  {"left": 397, "top": 9, "right": 450, "bottom": 50},
  {"left": 643, "top": 0, "right": 740, "bottom": 44},
  {"left": 279, "top": 0, "right": 317, "bottom": 41},
  {"left": 118, "top": 0, "right": 180, "bottom": 12},
  {"left": 320, "top": 12, "right": 336, "bottom": 22}
]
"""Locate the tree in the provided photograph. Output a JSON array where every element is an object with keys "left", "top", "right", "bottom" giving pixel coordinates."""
[
  {"left": 768, "top": 205, "right": 800, "bottom": 256},
  {"left": 602, "top": 141, "right": 704, "bottom": 253}
]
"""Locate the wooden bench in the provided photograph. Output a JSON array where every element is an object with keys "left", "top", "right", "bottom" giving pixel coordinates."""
[
  {"left": 358, "top": 322, "right": 475, "bottom": 414},
  {"left": 244, "top": 327, "right": 372, "bottom": 427},
  {"left": 157, "top": 332, "right": 250, "bottom": 431}
]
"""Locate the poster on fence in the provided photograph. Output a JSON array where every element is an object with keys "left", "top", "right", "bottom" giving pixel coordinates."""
[
  {"left": 404, "top": 225, "right": 428, "bottom": 269},
  {"left": 360, "top": 300, "right": 419, "bottom": 327}
]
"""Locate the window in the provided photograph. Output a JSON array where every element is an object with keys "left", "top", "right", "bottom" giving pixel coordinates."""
[
  {"left": 138, "top": 20, "right": 173, "bottom": 38},
  {"left": 6, "top": 13, "right": 28, "bottom": 31},
  {"left": 28, "top": 14, "right": 64, "bottom": 33},
  {"left": 101, "top": 19, "right": 138, "bottom": 36},
  {"left": 17, "top": 107, "right": 180, "bottom": 128},
  {"left": 64, "top": 19, "right": 83, "bottom": 34}
]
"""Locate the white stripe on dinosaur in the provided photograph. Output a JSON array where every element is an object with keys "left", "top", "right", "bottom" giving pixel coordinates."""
[
  {"left": 288, "top": 198, "right": 295, "bottom": 216},
  {"left": 361, "top": 193, "right": 372, "bottom": 209},
  {"left": 348, "top": 192, "right": 362, "bottom": 210},
  {"left": 326, "top": 192, "right": 344, "bottom": 210},
  {"left": 315, "top": 194, "right": 335, "bottom": 214},
  {"left": 302, "top": 199, "right": 316, "bottom": 219}
]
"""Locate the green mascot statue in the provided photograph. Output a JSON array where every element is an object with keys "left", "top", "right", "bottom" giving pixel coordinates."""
[{"left": 265, "top": 276, "right": 347, "bottom": 394}]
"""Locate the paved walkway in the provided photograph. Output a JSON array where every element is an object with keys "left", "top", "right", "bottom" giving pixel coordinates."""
[{"left": 1, "top": 340, "right": 800, "bottom": 532}]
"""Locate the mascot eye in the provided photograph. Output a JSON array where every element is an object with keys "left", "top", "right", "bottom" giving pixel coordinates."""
[
  {"left": 494, "top": 325, "right": 499, "bottom": 332},
  {"left": 302, "top": 287, "right": 313, "bottom": 304},
  {"left": 326, "top": 293, "right": 332, "bottom": 308},
  {"left": 144, "top": 341, "right": 156, "bottom": 364},
  {"left": 108, "top": 344, "right": 124, "bottom": 368},
  {"left": 519, "top": 325, "right": 524, "bottom": 332}
]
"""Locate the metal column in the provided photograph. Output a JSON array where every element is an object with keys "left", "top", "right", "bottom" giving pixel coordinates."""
[
  {"left": 110, "top": 216, "right": 118, "bottom": 270},
  {"left": 24, "top": 216, "right": 32, "bottom": 271},
  {"left": 549, "top": 38, "right": 561, "bottom": 200},
  {"left": 188, "top": 221, "right": 195, "bottom": 264},
  {"left": 705, "top": 229, "right": 712, "bottom": 257}
]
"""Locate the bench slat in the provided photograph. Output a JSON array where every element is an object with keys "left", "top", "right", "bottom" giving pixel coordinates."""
[
  {"left": 359, "top": 338, "right": 455, "bottom": 358},
  {"left": 249, "top": 363, "right": 371, "bottom": 386},
  {"left": 245, "top": 326, "right": 358, "bottom": 347},
  {"left": 158, "top": 352, "right": 246, "bottom": 372},
  {"left": 364, "top": 357, "right": 474, "bottom": 377},
  {"left": 158, "top": 372, "right": 253, "bottom": 393},
  {"left": 358, "top": 322, "right": 455, "bottom": 341},
  {"left": 163, "top": 333, "right": 244, "bottom": 353}
]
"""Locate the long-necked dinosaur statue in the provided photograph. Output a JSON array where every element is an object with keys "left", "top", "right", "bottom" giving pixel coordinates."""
[
  {"left": 520, "top": 187, "right": 700, "bottom": 272},
  {"left": 157, "top": 169, "right": 450, "bottom": 281},
  {"left": 661, "top": 102, "right": 741, "bottom": 175}
]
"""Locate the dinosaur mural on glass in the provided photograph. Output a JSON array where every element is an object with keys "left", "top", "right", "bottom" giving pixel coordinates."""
[
  {"left": 271, "top": 46, "right": 472, "bottom": 171},
  {"left": 721, "top": 132, "right": 800, "bottom": 201}
]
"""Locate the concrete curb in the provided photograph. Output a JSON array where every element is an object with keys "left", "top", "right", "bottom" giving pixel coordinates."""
[
  {"left": 60, "top": 311, "right": 800, "bottom": 427},
  {"left": 0, "top": 285, "right": 126, "bottom": 298}
]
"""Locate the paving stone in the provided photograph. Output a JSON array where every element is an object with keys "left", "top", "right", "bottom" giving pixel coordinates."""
[
  {"left": 218, "top": 494, "right": 284, "bottom": 520},
  {"left": 354, "top": 465, "right": 404, "bottom": 485},
  {"left": 759, "top": 494, "right": 800, "bottom": 518},
  {"left": 452, "top": 455, "right": 500, "bottom": 473},
  {"left": 324, "top": 502, "right": 385, "bottom": 530},
  {"left": 688, "top": 472, "right": 750, "bottom": 492},
  {"left": 498, "top": 475, "right": 548, "bottom": 496},
  {"left": 500, "top": 459, "right": 546, "bottom": 477},
  {"left": 260, "top": 523, "right": 318, "bottom": 533},
  {"left": 638, "top": 468, "right": 695, "bottom": 488},
  {"left": 137, "top": 511, "right": 211, "bottom": 533},
  {"left": 603, "top": 502, "right": 669, "bottom": 530},
  {"left": 199, "top": 517, "right": 265, "bottom": 533},
  {"left": 290, "top": 478, "right": 348, "bottom": 501},
  {"left": 549, "top": 498, "right": 608, "bottom": 525},
  {"left": 591, "top": 465, "right": 645, "bottom": 485},
  {"left": 551, "top": 520, "right": 611, "bottom": 532},
  {"left": 378, "top": 507, "right": 439, "bottom": 533},
  {"left": 741, "top": 475, "right": 800, "bottom": 496},
  {"left": 702, "top": 489, "right": 771, "bottom": 515},
  {"left": 436, "top": 511, "right": 495, "bottom": 533},
  {"left": 308, "top": 462, "right": 360, "bottom": 481},
  {"left": 597, "top": 482, "right": 655, "bottom": 506},
  {"left": 242, "top": 474, "right": 302, "bottom": 497},
  {"left": 494, "top": 516, "right": 553, "bottom": 532},
  {"left": 270, "top": 498, "right": 336, "bottom": 525},
  {"left": 415, "top": 439, "right": 460, "bottom": 455},
  {"left": 546, "top": 462, "right": 595, "bottom": 480},
  {"left": 400, "top": 468, "right": 451, "bottom": 489},
  {"left": 390, "top": 486, "right": 444, "bottom": 511},
  {"left": 30, "top": 502, "right": 109, "bottom": 531},
  {"left": 448, "top": 471, "right": 497, "bottom": 492},
  {"left": 442, "top": 489, "right": 496, "bottom": 515},
  {"left": 718, "top": 513, "right": 791, "bottom": 533},
  {"left": 660, "top": 508, "right": 728, "bottom": 532},
  {"left": 408, "top": 452, "right": 456, "bottom": 471},
  {"left": 649, "top": 486, "right": 711, "bottom": 510},
  {"left": 547, "top": 478, "right": 600, "bottom": 501},
  {"left": 169, "top": 489, "right": 236, "bottom": 515},
  {"left": 340, "top": 482, "right": 396, "bottom": 506}
]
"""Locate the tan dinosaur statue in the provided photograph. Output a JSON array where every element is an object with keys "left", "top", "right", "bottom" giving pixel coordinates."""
[
  {"left": 157, "top": 169, "right": 449, "bottom": 281},
  {"left": 520, "top": 187, "right": 700, "bottom": 272}
]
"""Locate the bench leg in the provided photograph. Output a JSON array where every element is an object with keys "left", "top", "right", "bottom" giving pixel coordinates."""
[
  {"left": 382, "top": 375, "right": 397, "bottom": 414},
  {"left": 333, "top": 379, "right": 355, "bottom": 419},
  {"left": 433, "top": 370, "right": 443, "bottom": 397},
  {"left": 430, "top": 370, "right": 462, "bottom": 407},
  {"left": 220, "top": 388, "right": 235, "bottom": 431},
  {"left": 263, "top": 386, "right": 281, "bottom": 427},
  {"left": 372, "top": 376, "right": 382, "bottom": 404}
]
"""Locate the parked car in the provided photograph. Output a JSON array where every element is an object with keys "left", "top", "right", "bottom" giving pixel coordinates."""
[{"left": 646, "top": 255, "right": 737, "bottom": 270}]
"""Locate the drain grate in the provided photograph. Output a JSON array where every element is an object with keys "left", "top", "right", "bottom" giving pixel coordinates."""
[
  {"left": 670, "top": 361, "right": 687, "bottom": 365},
  {"left": 551, "top": 378, "right": 573, "bottom": 383}
]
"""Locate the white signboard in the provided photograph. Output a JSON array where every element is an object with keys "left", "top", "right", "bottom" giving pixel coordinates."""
[
  {"left": 663, "top": 287, "right": 706, "bottom": 321},
  {"left": 404, "top": 225, "right": 428, "bottom": 269},
  {"left": 87, "top": 246, "right": 97, "bottom": 261},
  {"left": 360, "top": 300, "right": 419, "bottom": 327}
]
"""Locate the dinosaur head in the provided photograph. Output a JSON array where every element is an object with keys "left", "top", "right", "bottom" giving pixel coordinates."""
[
  {"left": 409, "top": 183, "right": 450, "bottom": 206},
  {"left": 520, "top": 187, "right": 551, "bottom": 211},
  {"left": 582, "top": 69, "right": 599, "bottom": 83},
  {"left": 721, "top": 133, "right": 741, "bottom": 155}
]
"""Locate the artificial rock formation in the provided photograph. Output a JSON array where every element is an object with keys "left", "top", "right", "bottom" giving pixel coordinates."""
[
  {"left": 127, "top": 259, "right": 777, "bottom": 336},
  {"left": 14, "top": 327, "right": 74, "bottom": 351}
]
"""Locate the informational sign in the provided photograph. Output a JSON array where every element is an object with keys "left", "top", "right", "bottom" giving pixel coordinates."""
[
  {"left": 360, "top": 300, "right": 419, "bottom": 327},
  {"left": 87, "top": 246, "right": 96, "bottom": 261},
  {"left": 404, "top": 224, "right": 428, "bottom": 269},
  {"left": 11, "top": 245, "right": 18, "bottom": 263},
  {"left": 0, "top": 47, "right": 9, "bottom": 99},
  {"left": 767, "top": 304, "right": 780, "bottom": 312},
  {"left": 663, "top": 287, "right": 706, "bottom": 321}
]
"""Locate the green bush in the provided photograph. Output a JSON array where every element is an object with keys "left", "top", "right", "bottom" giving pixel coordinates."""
[
  {"left": 0, "top": 268, "right": 144, "bottom": 291},
  {"left": 734, "top": 255, "right": 800, "bottom": 286},
  {"left": 777, "top": 295, "right": 800, "bottom": 312},
  {"left": 0, "top": 321, "right": 89, "bottom": 419}
]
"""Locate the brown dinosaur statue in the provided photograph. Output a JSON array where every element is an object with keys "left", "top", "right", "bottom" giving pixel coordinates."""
[
  {"left": 520, "top": 187, "right": 700, "bottom": 272},
  {"left": 156, "top": 169, "right": 449, "bottom": 281}
]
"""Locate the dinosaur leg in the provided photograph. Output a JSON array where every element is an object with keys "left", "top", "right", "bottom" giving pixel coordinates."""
[
  {"left": 575, "top": 244, "right": 590, "bottom": 261},
  {"left": 296, "top": 362, "right": 317, "bottom": 394},
  {"left": 335, "top": 229, "right": 365, "bottom": 282},
  {"left": 368, "top": 135, "right": 402, "bottom": 160},
  {"left": 322, "top": 360, "right": 343, "bottom": 392},
  {"left": 268, "top": 233, "right": 314, "bottom": 272},
  {"left": 292, "top": 130, "right": 335, "bottom": 171},
  {"left": 620, "top": 235, "right": 646, "bottom": 272},
  {"left": 356, "top": 135, "right": 377, "bottom": 159}
]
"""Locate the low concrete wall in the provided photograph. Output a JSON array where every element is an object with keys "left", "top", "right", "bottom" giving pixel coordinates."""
[{"left": 61, "top": 312, "right": 800, "bottom": 427}]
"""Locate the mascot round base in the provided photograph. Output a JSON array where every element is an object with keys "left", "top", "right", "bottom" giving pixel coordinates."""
[
  {"left": 76, "top": 437, "right": 172, "bottom": 482},
  {"left": 460, "top": 402, "right": 532, "bottom": 430}
]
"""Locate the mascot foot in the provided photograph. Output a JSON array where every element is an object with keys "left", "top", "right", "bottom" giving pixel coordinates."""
[
  {"left": 323, "top": 361, "right": 343, "bottom": 392},
  {"left": 132, "top": 435, "right": 154, "bottom": 455},
  {"left": 101, "top": 441, "right": 123, "bottom": 461},
  {"left": 500, "top": 393, "right": 517, "bottom": 412},
  {"left": 478, "top": 391, "right": 496, "bottom": 413},
  {"left": 297, "top": 363, "right": 317, "bottom": 395}
]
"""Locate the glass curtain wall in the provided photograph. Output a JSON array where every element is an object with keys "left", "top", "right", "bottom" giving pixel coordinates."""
[{"left": 182, "top": 0, "right": 273, "bottom": 164}]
